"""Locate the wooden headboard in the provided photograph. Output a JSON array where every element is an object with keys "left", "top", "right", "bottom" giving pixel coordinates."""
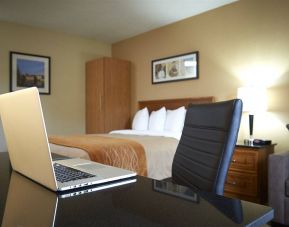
[{"left": 139, "top": 97, "right": 214, "bottom": 112}]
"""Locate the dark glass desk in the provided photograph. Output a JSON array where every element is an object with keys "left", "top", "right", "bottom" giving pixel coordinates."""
[{"left": 0, "top": 152, "right": 273, "bottom": 226}]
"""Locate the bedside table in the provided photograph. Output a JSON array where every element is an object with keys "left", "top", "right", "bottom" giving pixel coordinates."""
[{"left": 224, "top": 144, "right": 275, "bottom": 204}]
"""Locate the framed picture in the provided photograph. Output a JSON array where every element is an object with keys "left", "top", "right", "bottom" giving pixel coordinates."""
[
  {"left": 10, "top": 52, "right": 51, "bottom": 94},
  {"left": 152, "top": 51, "right": 199, "bottom": 84},
  {"left": 153, "top": 180, "right": 199, "bottom": 203}
]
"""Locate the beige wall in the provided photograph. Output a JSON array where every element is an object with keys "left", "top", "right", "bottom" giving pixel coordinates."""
[
  {"left": 0, "top": 21, "right": 111, "bottom": 151},
  {"left": 112, "top": 0, "right": 289, "bottom": 153}
]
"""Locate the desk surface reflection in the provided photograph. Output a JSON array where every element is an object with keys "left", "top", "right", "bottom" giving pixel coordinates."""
[{"left": 0, "top": 152, "right": 273, "bottom": 227}]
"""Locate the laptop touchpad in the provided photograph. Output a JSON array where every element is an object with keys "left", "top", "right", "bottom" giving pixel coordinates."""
[{"left": 75, "top": 163, "right": 105, "bottom": 171}]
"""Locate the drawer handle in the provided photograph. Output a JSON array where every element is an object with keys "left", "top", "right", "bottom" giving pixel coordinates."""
[
  {"left": 232, "top": 159, "right": 237, "bottom": 163},
  {"left": 227, "top": 181, "right": 237, "bottom": 186}
]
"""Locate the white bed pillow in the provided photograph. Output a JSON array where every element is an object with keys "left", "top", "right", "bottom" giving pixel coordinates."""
[
  {"left": 164, "top": 106, "right": 186, "bottom": 133},
  {"left": 148, "top": 107, "right": 166, "bottom": 132},
  {"left": 132, "top": 107, "right": 149, "bottom": 130}
]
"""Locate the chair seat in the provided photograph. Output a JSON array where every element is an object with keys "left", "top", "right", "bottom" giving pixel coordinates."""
[{"left": 286, "top": 178, "right": 289, "bottom": 197}]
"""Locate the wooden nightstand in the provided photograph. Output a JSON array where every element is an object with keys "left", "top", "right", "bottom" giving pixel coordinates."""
[{"left": 224, "top": 144, "right": 275, "bottom": 204}]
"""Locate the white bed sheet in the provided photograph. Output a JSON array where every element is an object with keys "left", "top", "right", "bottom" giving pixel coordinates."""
[{"left": 109, "top": 129, "right": 181, "bottom": 140}]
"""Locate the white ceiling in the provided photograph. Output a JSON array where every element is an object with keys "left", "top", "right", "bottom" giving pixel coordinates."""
[{"left": 0, "top": 0, "right": 237, "bottom": 44}]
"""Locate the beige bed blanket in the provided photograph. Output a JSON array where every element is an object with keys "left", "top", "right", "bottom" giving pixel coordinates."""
[
  {"left": 49, "top": 135, "right": 147, "bottom": 176},
  {"left": 49, "top": 134, "right": 179, "bottom": 180}
]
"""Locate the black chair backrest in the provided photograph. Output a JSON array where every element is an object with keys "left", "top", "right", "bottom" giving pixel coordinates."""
[{"left": 172, "top": 99, "right": 242, "bottom": 195}]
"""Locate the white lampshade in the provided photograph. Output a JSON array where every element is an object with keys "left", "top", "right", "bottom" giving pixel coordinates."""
[{"left": 237, "top": 86, "right": 268, "bottom": 113}]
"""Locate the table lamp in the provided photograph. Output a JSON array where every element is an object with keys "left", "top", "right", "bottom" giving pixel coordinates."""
[{"left": 237, "top": 86, "right": 267, "bottom": 145}]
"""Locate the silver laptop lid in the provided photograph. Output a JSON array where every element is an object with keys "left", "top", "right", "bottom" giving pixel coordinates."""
[{"left": 0, "top": 87, "right": 57, "bottom": 191}]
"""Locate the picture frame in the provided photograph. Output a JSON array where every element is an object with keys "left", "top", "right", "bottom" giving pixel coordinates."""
[
  {"left": 10, "top": 52, "right": 51, "bottom": 94},
  {"left": 152, "top": 51, "right": 199, "bottom": 84}
]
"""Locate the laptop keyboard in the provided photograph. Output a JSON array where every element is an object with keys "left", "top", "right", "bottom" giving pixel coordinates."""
[{"left": 53, "top": 163, "right": 96, "bottom": 183}]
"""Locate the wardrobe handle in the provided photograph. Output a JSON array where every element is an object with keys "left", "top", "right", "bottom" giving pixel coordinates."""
[{"left": 99, "top": 95, "right": 102, "bottom": 111}]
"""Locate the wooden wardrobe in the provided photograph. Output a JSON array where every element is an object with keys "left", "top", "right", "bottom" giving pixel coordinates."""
[{"left": 86, "top": 57, "right": 131, "bottom": 133}]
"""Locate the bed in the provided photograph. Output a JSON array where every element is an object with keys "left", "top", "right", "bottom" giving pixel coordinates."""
[{"left": 49, "top": 96, "right": 214, "bottom": 180}]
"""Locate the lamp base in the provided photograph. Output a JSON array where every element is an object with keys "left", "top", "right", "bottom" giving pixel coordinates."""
[
  {"left": 244, "top": 138, "right": 254, "bottom": 146},
  {"left": 248, "top": 138, "right": 254, "bottom": 146}
]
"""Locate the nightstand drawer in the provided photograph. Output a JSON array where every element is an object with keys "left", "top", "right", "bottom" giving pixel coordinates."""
[
  {"left": 230, "top": 150, "right": 257, "bottom": 172},
  {"left": 225, "top": 171, "right": 258, "bottom": 197}
]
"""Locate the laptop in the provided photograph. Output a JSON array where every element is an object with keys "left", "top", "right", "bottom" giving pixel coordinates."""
[
  {"left": 0, "top": 87, "right": 136, "bottom": 191},
  {"left": 2, "top": 172, "right": 136, "bottom": 227}
]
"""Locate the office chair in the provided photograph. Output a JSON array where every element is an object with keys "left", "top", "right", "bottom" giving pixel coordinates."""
[{"left": 172, "top": 99, "right": 242, "bottom": 196}]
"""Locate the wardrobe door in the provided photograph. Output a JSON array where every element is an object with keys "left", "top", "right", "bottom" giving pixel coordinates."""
[
  {"left": 86, "top": 59, "right": 105, "bottom": 133},
  {"left": 104, "top": 58, "right": 130, "bottom": 132}
]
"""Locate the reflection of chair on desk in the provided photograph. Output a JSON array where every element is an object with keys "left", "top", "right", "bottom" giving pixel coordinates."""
[
  {"left": 153, "top": 179, "right": 243, "bottom": 223},
  {"left": 172, "top": 99, "right": 242, "bottom": 195},
  {"left": 199, "top": 190, "right": 243, "bottom": 224}
]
